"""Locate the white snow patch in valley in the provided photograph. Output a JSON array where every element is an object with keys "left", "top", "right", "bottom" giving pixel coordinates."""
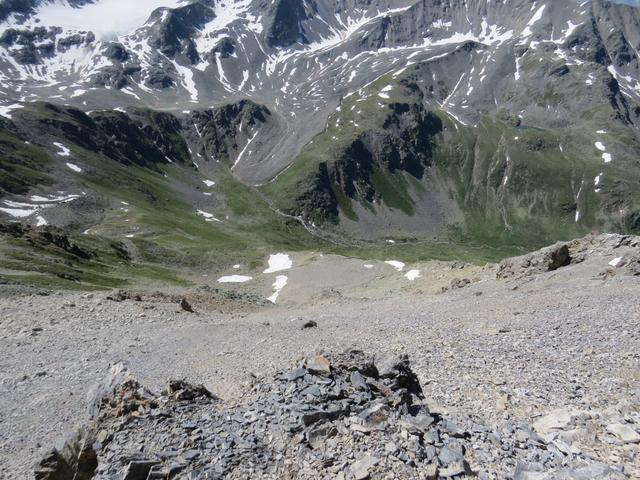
[
  {"left": 594, "top": 142, "right": 613, "bottom": 163},
  {"left": 363, "top": 264, "right": 374, "bottom": 269},
  {"left": 197, "top": 210, "right": 222, "bottom": 222},
  {"left": 203, "top": 180, "right": 216, "bottom": 187},
  {"left": 0, "top": 192, "right": 82, "bottom": 219},
  {"left": 594, "top": 174, "right": 603, "bottom": 186},
  {"left": 66, "top": 162, "right": 82, "bottom": 173},
  {"left": 405, "top": 270, "right": 421, "bottom": 281},
  {"left": 36, "top": 215, "right": 48, "bottom": 226},
  {"left": 264, "top": 253, "right": 293, "bottom": 273},
  {"left": 385, "top": 260, "right": 405, "bottom": 272},
  {"left": 53, "top": 142, "right": 71, "bottom": 156},
  {"left": 232, "top": 131, "right": 259, "bottom": 170},
  {"left": 218, "top": 275, "right": 252, "bottom": 283},
  {"left": 0, "top": 103, "right": 23, "bottom": 119},
  {"left": 171, "top": 60, "right": 198, "bottom": 102},
  {"left": 267, "top": 275, "right": 288, "bottom": 303},
  {"left": 31, "top": 194, "right": 81, "bottom": 203},
  {"left": 0, "top": 206, "right": 38, "bottom": 217},
  {"left": 609, "top": 257, "right": 624, "bottom": 267}
]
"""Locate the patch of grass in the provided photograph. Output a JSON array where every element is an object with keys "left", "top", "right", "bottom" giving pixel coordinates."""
[
  {"left": 333, "top": 236, "right": 523, "bottom": 265},
  {"left": 0, "top": 227, "right": 188, "bottom": 291},
  {"left": 369, "top": 169, "right": 415, "bottom": 215},
  {"left": 0, "top": 130, "right": 54, "bottom": 196},
  {"left": 332, "top": 183, "right": 358, "bottom": 221}
]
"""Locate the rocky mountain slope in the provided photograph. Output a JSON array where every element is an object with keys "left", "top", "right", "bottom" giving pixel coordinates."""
[
  {"left": 2, "top": 0, "right": 640, "bottom": 287},
  {"left": 1, "top": 234, "right": 638, "bottom": 478}
]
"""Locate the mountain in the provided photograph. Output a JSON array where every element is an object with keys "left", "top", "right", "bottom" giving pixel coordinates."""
[{"left": 1, "top": 0, "right": 640, "bottom": 288}]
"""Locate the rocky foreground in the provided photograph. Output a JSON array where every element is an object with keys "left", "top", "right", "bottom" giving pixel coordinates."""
[
  {"left": 1, "top": 234, "right": 639, "bottom": 479},
  {"left": 37, "top": 351, "right": 635, "bottom": 480}
]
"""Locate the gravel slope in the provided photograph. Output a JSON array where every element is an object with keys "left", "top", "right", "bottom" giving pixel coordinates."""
[{"left": 0, "top": 236, "right": 639, "bottom": 478}]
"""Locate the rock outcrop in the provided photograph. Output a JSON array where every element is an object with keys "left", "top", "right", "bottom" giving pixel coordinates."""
[
  {"left": 497, "top": 234, "right": 640, "bottom": 280},
  {"left": 36, "top": 351, "right": 630, "bottom": 479}
]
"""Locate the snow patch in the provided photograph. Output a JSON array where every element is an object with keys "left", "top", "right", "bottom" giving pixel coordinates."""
[
  {"left": 0, "top": 192, "right": 82, "bottom": 220},
  {"left": 385, "top": 260, "right": 405, "bottom": 272},
  {"left": 53, "top": 142, "right": 71, "bottom": 156},
  {"left": 197, "top": 210, "right": 222, "bottom": 222},
  {"left": 66, "top": 162, "right": 82, "bottom": 172},
  {"left": 405, "top": 270, "right": 421, "bottom": 281},
  {"left": 264, "top": 253, "right": 292, "bottom": 273},
  {"left": 0, "top": 103, "right": 23, "bottom": 119},
  {"left": 267, "top": 275, "right": 288, "bottom": 303},
  {"left": 0, "top": 206, "right": 38, "bottom": 218},
  {"left": 218, "top": 275, "right": 253, "bottom": 283},
  {"left": 609, "top": 257, "right": 624, "bottom": 267}
]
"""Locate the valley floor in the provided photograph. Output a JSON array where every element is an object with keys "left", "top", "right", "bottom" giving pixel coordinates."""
[{"left": 0, "top": 238, "right": 639, "bottom": 478}]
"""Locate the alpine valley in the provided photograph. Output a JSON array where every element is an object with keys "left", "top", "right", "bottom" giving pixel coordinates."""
[
  {"left": 1, "top": 0, "right": 640, "bottom": 287},
  {"left": 1, "top": 2, "right": 640, "bottom": 480}
]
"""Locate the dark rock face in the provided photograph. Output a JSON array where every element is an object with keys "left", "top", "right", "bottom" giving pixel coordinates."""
[
  {"left": 188, "top": 100, "right": 271, "bottom": 164},
  {"left": 144, "top": 67, "right": 174, "bottom": 89},
  {"left": 90, "top": 66, "right": 131, "bottom": 89},
  {"left": 295, "top": 162, "right": 341, "bottom": 222},
  {"left": 0, "top": 0, "right": 39, "bottom": 23},
  {"left": 1, "top": 98, "right": 273, "bottom": 191},
  {"left": 294, "top": 103, "right": 443, "bottom": 222},
  {"left": 90, "top": 108, "right": 190, "bottom": 166},
  {"left": 7, "top": 103, "right": 190, "bottom": 168},
  {"left": 104, "top": 42, "right": 129, "bottom": 63},
  {"left": 0, "top": 26, "right": 94, "bottom": 65},
  {"left": 151, "top": 2, "right": 214, "bottom": 63},
  {"left": 210, "top": 37, "right": 235, "bottom": 59},
  {"left": 266, "top": 0, "right": 311, "bottom": 47}
]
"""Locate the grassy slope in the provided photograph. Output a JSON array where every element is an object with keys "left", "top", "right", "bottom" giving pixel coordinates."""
[
  {"left": 0, "top": 129, "right": 54, "bottom": 195},
  {"left": 4, "top": 82, "right": 640, "bottom": 290},
  {"left": 0, "top": 129, "right": 330, "bottom": 289},
  {"left": 261, "top": 66, "right": 640, "bottom": 255}
]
